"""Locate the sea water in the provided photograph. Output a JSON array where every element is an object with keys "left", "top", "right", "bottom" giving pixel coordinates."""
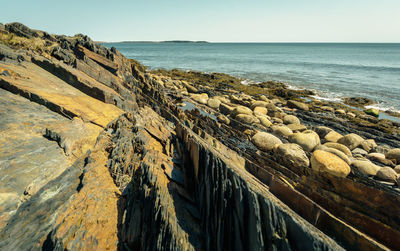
[{"left": 104, "top": 42, "right": 400, "bottom": 112}]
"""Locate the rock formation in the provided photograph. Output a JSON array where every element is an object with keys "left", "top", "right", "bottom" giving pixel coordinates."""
[{"left": 0, "top": 22, "right": 400, "bottom": 250}]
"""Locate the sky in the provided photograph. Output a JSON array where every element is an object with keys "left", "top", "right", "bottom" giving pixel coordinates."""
[{"left": 2, "top": 0, "right": 400, "bottom": 42}]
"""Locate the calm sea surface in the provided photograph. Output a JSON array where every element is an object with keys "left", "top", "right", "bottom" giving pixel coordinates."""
[{"left": 104, "top": 42, "right": 400, "bottom": 111}]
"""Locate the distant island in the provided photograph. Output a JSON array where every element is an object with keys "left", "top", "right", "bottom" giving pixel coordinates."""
[{"left": 101, "top": 40, "right": 209, "bottom": 44}]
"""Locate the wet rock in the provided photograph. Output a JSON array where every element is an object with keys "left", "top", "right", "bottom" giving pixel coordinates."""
[
  {"left": 274, "top": 143, "right": 310, "bottom": 169},
  {"left": 376, "top": 166, "right": 398, "bottom": 182},
  {"left": 352, "top": 160, "right": 381, "bottom": 176},
  {"left": 288, "top": 130, "right": 320, "bottom": 152},
  {"left": 324, "top": 130, "right": 343, "bottom": 143},
  {"left": 271, "top": 125, "right": 293, "bottom": 138},
  {"left": 323, "top": 142, "right": 352, "bottom": 157},
  {"left": 311, "top": 150, "right": 351, "bottom": 178},
  {"left": 364, "top": 108, "right": 379, "bottom": 117},
  {"left": 251, "top": 132, "right": 282, "bottom": 151},
  {"left": 207, "top": 98, "right": 221, "bottom": 109},
  {"left": 287, "top": 100, "right": 309, "bottom": 111},
  {"left": 283, "top": 115, "right": 300, "bottom": 125},
  {"left": 335, "top": 109, "right": 346, "bottom": 115},
  {"left": 337, "top": 133, "right": 364, "bottom": 150},
  {"left": 385, "top": 148, "right": 400, "bottom": 163},
  {"left": 344, "top": 97, "right": 374, "bottom": 107}
]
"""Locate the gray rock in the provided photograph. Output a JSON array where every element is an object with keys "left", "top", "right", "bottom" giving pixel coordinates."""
[
  {"left": 274, "top": 143, "right": 310, "bottom": 169},
  {"left": 385, "top": 148, "right": 400, "bottom": 163},
  {"left": 376, "top": 166, "right": 398, "bottom": 182},
  {"left": 352, "top": 148, "right": 368, "bottom": 157},
  {"left": 352, "top": 160, "right": 381, "bottom": 176},
  {"left": 337, "top": 133, "right": 364, "bottom": 150}
]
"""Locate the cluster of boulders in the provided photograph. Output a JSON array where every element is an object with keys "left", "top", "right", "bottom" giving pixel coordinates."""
[{"left": 159, "top": 79, "right": 400, "bottom": 185}]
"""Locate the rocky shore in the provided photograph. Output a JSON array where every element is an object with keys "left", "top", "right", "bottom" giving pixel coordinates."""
[{"left": 0, "top": 22, "right": 400, "bottom": 250}]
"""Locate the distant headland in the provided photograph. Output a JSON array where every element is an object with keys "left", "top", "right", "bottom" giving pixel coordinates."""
[{"left": 101, "top": 40, "right": 209, "bottom": 44}]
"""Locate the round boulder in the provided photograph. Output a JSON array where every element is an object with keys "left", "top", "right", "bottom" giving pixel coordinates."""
[
  {"left": 251, "top": 132, "right": 282, "bottom": 151},
  {"left": 324, "top": 131, "right": 343, "bottom": 143},
  {"left": 207, "top": 98, "right": 221, "bottom": 109},
  {"left": 235, "top": 114, "right": 257, "bottom": 124},
  {"left": 376, "top": 166, "right": 398, "bottom": 182},
  {"left": 255, "top": 115, "right": 272, "bottom": 127},
  {"left": 351, "top": 160, "right": 381, "bottom": 176},
  {"left": 311, "top": 150, "right": 351, "bottom": 178},
  {"left": 385, "top": 148, "right": 400, "bottom": 163},
  {"left": 288, "top": 130, "right": 320, "bottom": 152},
  {"left": 190, "top": 93, "right": 208, "bottom": 104},
  {"left": 231, "top": 105, "right": 253, "bottom": 117},
  {"left": 250, "top": 100, "right": 269, "bottom": 109},
  {"left": 323, "top": 142, "right": 352, "bottom": 157},
  {"left": 283, "top": 115, "right": 300, "bottom": 125},
  {"left": 274, "top": 143, "right": 310, "bottom": 169},
  {"left": 337, "top": 133, "right": 364, "bottom": 150},
  {"left": 253, "top": 106, "right": 268, "bottom": 115},
  {"left": 271, "top": 125, "right": 293, "bottom": 138}
]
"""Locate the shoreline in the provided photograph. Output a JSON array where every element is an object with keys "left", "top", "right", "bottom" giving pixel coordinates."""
[{"left": 144, "top": 64, "right": 400, "bottom": 122}]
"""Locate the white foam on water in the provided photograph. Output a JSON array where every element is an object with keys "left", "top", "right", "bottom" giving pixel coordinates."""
[
  {"left": 310, "top": 95, "right": 342, "bottom": 103},
  {"left": 365, "top": 103, "right": 400, "bottom": 113}
]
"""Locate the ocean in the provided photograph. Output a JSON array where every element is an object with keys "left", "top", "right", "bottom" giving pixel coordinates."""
[{"left": 103, "top": 42, "right": 400, "bottom": 112}]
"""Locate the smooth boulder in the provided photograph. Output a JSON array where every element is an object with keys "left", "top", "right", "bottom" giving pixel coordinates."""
[
  {"left": 337, "top": 133, "right": 364, "bottom": 150},
  {"left": 231, "top": 105, "right": 253, "bottom": 117},
  {"left": 283, "top": 115, "right": 300, "bottom": 125},
  {"left": 323, "top": 142, "right": 352, "bottom": 157},
  {"left": 324, "top": 131, "right": 343, "bottom": 143},
  {"left": 190, "top": 93, "right": 208, "bottom": 104},
  {"left": 288, "top": 130, "right": 320, "bottom": 152},
  {"left": 207, "top": 98, "right": 221, "bottom": 109},
  {"left": 252, "top": 132, "right": 282, "bottom": 151},
  {"left": 311, "top": 150, "right": 351, "bottom": 178},
  {"left": 385, "top": 148, "right": 400, "bottom": 163},
  {"left": 352, "top": 160, "right": 381, "bottom": 176},
  {"left": 271, "top": 125, "right": 293, "bottom": 138},
  {"left": 376, "top": 166, "right": 398, "bottom": 182}
]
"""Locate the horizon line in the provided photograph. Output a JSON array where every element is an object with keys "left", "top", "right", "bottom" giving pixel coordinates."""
[{"left": 99, "top": 40, "right": 400, "bottom": 44}]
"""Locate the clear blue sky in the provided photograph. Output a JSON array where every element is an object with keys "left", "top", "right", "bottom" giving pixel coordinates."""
[{"left": 3, "top": 0, "right": 400, "bottom": 42}]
